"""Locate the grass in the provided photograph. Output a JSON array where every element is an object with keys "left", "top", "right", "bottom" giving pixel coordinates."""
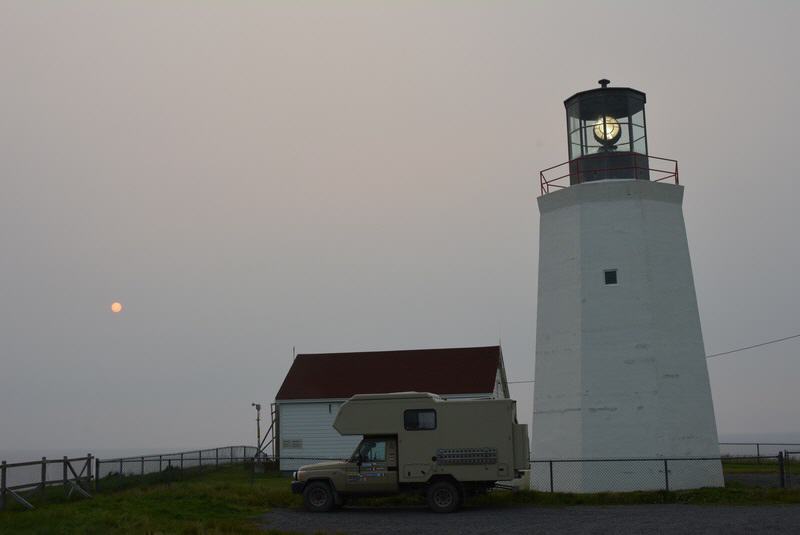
[
  {"left": 722, "top": 462, "right": 781, "bottom": 474},
  {"left": 0, "top": 464, "right": 301, "bottom": 534},
  {"left": 2, "top": 462, "right": 800, "bottom": 534}
]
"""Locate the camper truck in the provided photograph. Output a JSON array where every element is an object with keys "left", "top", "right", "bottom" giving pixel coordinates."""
[{"left": 290, "top": 392, "right": 530, "bottom": 513}]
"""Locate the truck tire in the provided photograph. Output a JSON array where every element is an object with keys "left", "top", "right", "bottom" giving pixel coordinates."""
[
  {"left": 426, "top": 480, "right": 461, "bottom": 513},
  {"left": 303, "top": 481, "right": 335, "bottom": 512}
]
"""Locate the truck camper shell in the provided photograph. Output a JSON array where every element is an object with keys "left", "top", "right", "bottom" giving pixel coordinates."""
[{"left": 333, "top": 392, "right": 529, "bottom": 484}]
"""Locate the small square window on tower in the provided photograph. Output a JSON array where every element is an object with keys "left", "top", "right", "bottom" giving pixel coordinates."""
[{"left": 604, "top": 269, "right": 618, "bottom": 285}]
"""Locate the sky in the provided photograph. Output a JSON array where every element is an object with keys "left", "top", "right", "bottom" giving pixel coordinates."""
[{"left": 1, "top": 0, "right": 798, "bottom": 453}]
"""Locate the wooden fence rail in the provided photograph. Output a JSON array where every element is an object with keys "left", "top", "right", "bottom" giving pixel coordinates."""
[{"left": 0, "top": 455, "right": 92, "bottom": 511}]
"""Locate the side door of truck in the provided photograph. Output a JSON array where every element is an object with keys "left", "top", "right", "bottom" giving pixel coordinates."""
[{"left": 343, "top": 436, "right": 398, "bottom": 494}]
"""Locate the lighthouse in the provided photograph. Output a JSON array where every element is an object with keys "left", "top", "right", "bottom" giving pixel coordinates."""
[{"left": 531, "top": 80, "right": 723, "bottom": 492}]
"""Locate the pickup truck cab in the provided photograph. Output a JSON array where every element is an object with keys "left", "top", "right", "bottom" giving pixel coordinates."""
[{"left": 291, "top": 392, "right": 529, "bottom": 513}]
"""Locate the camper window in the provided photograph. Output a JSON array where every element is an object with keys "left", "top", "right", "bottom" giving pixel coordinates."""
[
  {"left": 351, "top": 439, "right": 387, "bottom": 463},
  {"left": 363, "top": 440, "right": 386, "bottom": 462},
  {"left": 404, "top": 409, "right": 437, "bottom": 431}
]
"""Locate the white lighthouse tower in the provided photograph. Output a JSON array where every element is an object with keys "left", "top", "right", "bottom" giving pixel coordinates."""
[{"left": 531, "top": 80, "right": 723, "bottom": 492}]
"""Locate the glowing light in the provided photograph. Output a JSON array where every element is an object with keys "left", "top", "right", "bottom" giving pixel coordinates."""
[
  {"left": 110, "top": 302, "right": 123, "bottom": 313},
  {"left": 593, "top": 116, "right": 621, "bottom": 144}
]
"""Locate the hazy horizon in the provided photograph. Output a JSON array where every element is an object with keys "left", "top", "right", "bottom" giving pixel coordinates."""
[{"left": 1, "top": 1, "right": 799, "bottom": 453}]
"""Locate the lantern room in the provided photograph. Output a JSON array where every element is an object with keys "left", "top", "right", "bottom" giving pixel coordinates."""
[{"left": 565, "top": 79, "right": 649, "bottom": 183}]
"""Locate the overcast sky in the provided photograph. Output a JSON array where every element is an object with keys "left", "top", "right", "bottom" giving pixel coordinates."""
[{"left": 1, "top": 1, "right": 798, "bottom": 452}]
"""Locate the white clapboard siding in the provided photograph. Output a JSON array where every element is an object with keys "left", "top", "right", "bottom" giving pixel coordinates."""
[{"left": 278, "top": 401, "right": 361, "bottom": 472}]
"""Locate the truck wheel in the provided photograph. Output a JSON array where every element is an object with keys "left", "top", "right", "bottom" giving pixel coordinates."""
[
  {"left": 303, "top": 481, "right": 335, "bottom": 512},
  {"left": 426, "top": 480, "right": 461, "bottom": 513}
]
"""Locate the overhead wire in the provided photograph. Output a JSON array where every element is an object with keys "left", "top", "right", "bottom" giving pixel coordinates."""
[
  {"left": 505, "top": 331, "right": 800, "bottom": 386},
  {"left": 705, "top": 332, "right": 800, "bottom": 359}
]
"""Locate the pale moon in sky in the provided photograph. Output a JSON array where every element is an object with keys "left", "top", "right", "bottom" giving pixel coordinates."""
[{"left": 110, "top": 302, "right": 123, "bottom": 313}]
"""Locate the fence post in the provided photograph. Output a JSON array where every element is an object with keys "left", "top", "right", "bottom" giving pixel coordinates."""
[
  {"left": 198, "top": 450, "right": 202, "bottom": 468},
  {"left": 664, "top": 459, "right": 670, "bottom": 492},
  {"left": 95, "top": 457, "right": 100, "bottom": 491},
  {"left": 757, "top": 443, "right": 761, "bottom": 464},
  {"left": 87, "top": 454, "right": 93, "bottom": 489},
  {"left": 141, "top": 456, "right": 145, "bottom": 476},
  {"left": 779, "top": 452, "right": 785, "bottom": 488},
  {"left": 786, "top": 450, "right": 791, "bottom": 488},
  {"left": 159, "top": 455, "right": 162, "bottom": 473},
  {"left": 119, "top": 459, "right": 123, "bottom": 477},
  {"left": 549, "top": 461, "right": 554, "bottom": 492},
  {"left": 216, "top": 448, "right": 219, "bottom": 466},
  {"left": 180, "top": 452, "right": 184, "bottom": 470},
  {"left": 63, "top": 456, "right": 68, "bottom": 495},
  {"left": 1, "top": 460, "right": 7, "bottom": 511},
  {"left": 231, "top": 446, "right": 234, "bottom": 463},
  {"left": 41, "top": 457, "right": 47, "bottom": 500}
]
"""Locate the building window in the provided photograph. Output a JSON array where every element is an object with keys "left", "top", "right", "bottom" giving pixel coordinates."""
[
  {"left": 604, "top": 269, "right": 618, "bottom": 285},
  {"left": 404, "top": 409, "right": 437, "bottom": 431}
]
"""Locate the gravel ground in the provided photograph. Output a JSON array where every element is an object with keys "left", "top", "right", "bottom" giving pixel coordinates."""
[{"left": 261, "top": 504, "right": 800, "bottom": 534}]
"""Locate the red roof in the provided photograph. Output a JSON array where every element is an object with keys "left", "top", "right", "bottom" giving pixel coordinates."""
[{"left": 276, "top": 346, "right": 502, "bottom": 401}]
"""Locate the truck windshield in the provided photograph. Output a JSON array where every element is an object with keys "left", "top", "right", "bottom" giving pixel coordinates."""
[{"left": 350, "top": 439, "right": 386, "bottom": 462}]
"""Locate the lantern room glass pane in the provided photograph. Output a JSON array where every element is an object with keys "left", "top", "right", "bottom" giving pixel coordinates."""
[
  {"left": 580, "top": 124, "right": 599, "bottom": 155},
  {"left": 568, "top": 113, "right": 581, "bottom": 133},
  {"left": 570, "top": 128, "right": 582, "bottom": 159},
  {"left": 617, "top": 121, "right": 631, "bottom": 152},
  {"left": 631, "top": 109, "right": 645, "bottom": 128},
  {"left": 632, "top": 125, "right": 647, "bottom": 154}
]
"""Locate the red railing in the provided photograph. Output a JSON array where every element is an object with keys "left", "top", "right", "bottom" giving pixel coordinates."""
[{"left": 539, "top": 154, "right": 679, "bottom": 195}]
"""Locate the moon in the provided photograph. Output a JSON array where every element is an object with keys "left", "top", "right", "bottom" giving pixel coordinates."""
[{"left": 110, "top": 302, "right": 123, "bottom": 313}]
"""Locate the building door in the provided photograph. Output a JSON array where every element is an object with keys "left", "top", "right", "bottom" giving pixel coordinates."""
[{"left": 344, "top": 437, "right": 398, "bottom": 494}]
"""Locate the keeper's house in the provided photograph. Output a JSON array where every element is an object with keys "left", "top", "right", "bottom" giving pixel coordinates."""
[{"left": 275, "top": 345, "right": 509, "bottom": 471}]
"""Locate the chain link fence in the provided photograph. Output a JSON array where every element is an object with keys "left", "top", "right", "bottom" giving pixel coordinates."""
[
  {"left": 529, "top": 458, "right": 723, "bottom": 493},
  {"left": 94, "top": 446, "right": 259, "bottom": 489},
  {"left": 528, "top": 454, "right": 799, "bottom": 492},
  {"left": 719, "top": 442, "right": 800, "bottom": 458}
]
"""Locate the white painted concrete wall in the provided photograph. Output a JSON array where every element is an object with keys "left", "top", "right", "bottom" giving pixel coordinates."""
[{"left": 531, "top": 180, "right": 723, "bottom": 491}]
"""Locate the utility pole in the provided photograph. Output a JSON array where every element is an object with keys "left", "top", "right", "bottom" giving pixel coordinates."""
[{"left": 251, "top": 403, "right": 262, "bottom": 459}]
